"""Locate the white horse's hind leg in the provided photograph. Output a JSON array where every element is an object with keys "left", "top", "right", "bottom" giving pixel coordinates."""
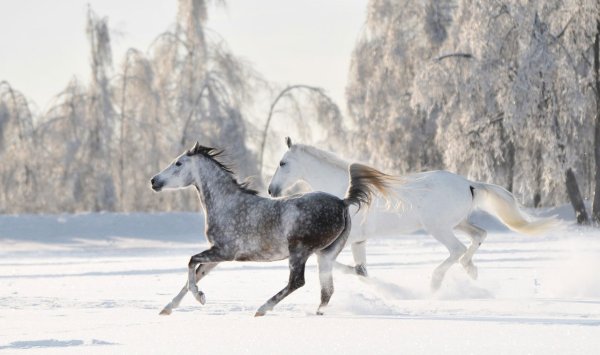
[
  {"left": 427, "top": 228, "right": 467, "bottom": 291},
  {"left": 333, "top": 261, "right": 357, "bottom": 274},
  {"left": 160, "top": 263, "right": 218, "bottom": 315},
  {"left": 351, "top": 241, "right": 368, "bottom": 276},
  {"left": 455, "top": 221, "right": 487, "bottom": 280},
  {"left": 332, "top": 240, "right": 368, "bottom": 276}
]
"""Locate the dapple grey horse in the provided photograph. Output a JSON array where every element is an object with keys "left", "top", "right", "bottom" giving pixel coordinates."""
[{"left": 151, "top": 142, "right": 393, "bottom": 316}]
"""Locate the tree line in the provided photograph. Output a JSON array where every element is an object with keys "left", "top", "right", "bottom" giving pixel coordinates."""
[
  {"left": 1, "top": 0, "right": 599, "bottom": 225},
  {"left": 345, "top": 0, "right": 599, "bottom": 224}
]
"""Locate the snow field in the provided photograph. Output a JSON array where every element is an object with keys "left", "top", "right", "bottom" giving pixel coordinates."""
[{"left": 1, "top": 213, "right": 600, "bottom": 354}]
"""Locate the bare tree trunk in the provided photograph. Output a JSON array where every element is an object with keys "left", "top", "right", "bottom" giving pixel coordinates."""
[
  {"left": 567, "top": 168, "right": 590, "bottom": 224},
  {"left": 505, "top": 141, "right": 515, "bottom": 192},
  {"left": 592, "top": 20, "right": 600, "bottom": 224},
  {"left": 118, "top": 52, "right": 131, "bottom": 212},
  {"left": 533, "top": 147, "right": 542, "bottom": 207}
]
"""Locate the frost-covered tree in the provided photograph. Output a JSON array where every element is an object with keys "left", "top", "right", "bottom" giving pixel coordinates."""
[
  {"left": 259, "top": 85, "right": 345, "bottom": 178},
  {"left": 85, "top": 7, "right": 117, "bottom": 211},
  {"left": 0, "top": 82, "right": 36, "bottom": 213},
  {"left": 346, "top": 0, "right": 457, "bottom": 173},
  {"left": 38, "top": 79, "right": 89, "bottom": 212},
  {"left": 0, "top": 1, "right": 263, "bottom": 213},
  {"left": 136, "top": 0, "right": 260, "bottom": 209},
  {"left": 351, "top": 0, "right": 600, "bottom": 222},
  {"left": 412, "top": 1, "right": 513, "bottom": 188}
]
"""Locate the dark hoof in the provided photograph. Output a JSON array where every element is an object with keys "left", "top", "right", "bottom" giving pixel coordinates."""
[
  {"left": 159, "top": 308, "right": 172, "bottom": 316},
  {"left": 316, "top": 311, "right": 324, "bottom": 316},
  {"left": 254, "top": 311, "right": 266, "bottom": 317},
  {"left": 355, "top": 265, "right": 368, "bottom": 277}
]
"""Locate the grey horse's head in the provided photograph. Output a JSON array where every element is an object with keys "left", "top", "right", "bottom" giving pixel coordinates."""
[{"left": 150, "top": 142, "right": 206, "bottom": 191}]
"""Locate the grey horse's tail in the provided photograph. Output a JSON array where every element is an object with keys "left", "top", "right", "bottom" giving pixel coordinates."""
[{"left": 344, "top": 163, "right": 394, "bottom": 210}]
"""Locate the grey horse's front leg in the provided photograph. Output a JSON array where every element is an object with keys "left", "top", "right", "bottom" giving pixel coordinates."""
[
  {"left": 186, "top": 247, "right": 233, "bottom": 305},
  {"left": 160, "top": 263, "right": 218, "bottom": 315}
]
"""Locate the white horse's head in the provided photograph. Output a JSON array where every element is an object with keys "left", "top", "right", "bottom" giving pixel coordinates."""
[
  {"left": 268, "top": 137, "right": 306, "bottom": 197},
  {"left": 150, "top": 142, "right": 202, "bottom": 191}
]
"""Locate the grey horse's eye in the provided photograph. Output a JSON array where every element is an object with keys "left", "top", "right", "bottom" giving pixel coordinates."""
[
  {"left": 279, "top": 161, "right": 286, "bottom": 167},
  {"left": 175, "top": 161, "right": 182, "bottom": 167}
]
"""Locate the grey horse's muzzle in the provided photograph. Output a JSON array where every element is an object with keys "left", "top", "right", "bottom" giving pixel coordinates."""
[{"left": 150, "top": 177, "right": 164, "bottom": 191}]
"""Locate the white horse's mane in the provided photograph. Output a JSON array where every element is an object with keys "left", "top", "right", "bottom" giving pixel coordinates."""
[
  {"left": 290, "top": 143, "right": 430, "bottom": 211},
  {"left": 291, "top": 144, "right": 350, "bottom": 170}
]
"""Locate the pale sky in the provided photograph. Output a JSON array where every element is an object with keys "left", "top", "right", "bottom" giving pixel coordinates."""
[{"left": 0, "top": 0, "right": 368, "bottom": 113}]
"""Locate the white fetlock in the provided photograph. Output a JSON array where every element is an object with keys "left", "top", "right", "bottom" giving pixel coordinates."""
[
  {"left": 465, "top": 262, "right": 478, "bottom": 280},
  {"left": 431, "top": 274, "right": 443, "bottom": 291},
  {"left": 192, "top": 291, "right": 206, "bottom": 305},
  {"left": 316, "top": 305, "right": 327, "bottom": 315},
  {"left": 460, "top": 256, "right": 478, "bottom": 280}
]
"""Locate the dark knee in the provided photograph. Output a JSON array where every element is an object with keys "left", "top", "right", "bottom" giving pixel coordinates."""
[{"left": 291, "top": 277, "right": 305, "bottom": 290}]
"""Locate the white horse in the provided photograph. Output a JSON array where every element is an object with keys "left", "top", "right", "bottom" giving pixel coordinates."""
[{"left": 268, "top": 137, "right": 560, "bottom": 290}]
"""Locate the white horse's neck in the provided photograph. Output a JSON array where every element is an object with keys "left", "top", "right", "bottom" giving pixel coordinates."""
[{"left": 298, "top": 150, "right": 350, "bottom": 199}]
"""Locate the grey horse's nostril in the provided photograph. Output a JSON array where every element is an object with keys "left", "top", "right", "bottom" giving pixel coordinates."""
[
  {"left": 268, "top": 188, "right": 272, "bottom": 195},
  {"left": 151, "top": 178, "right": 156, "bottom": 185}
]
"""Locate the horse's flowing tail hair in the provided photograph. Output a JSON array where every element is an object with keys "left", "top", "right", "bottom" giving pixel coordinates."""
[
  {"left": 344, "top": 163, "right": 394, "bottom": 210},
  {"left": 471, "top": 182, "right": 562, "bottom": 235}
]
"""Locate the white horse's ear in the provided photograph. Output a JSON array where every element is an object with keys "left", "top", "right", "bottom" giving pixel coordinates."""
[{"left": 285, "top": 137, "right": 292, "bottom": 149}]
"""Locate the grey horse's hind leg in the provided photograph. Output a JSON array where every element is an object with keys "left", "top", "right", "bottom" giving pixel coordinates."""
[
  {"left": 255, "top": 247, "right": 310, "bottom": 317},
  {"left": 316, "top": 230, "right": 351, "bottom": 315},
  {"left": 159, "top": 263, "right": 218, "bottom": 315}
]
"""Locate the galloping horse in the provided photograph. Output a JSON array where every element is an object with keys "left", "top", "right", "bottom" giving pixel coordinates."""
[
  {"left": 268, "top": 138, "right": 559, "bottom": 290},
  {"left": 151, "top": 142, "right": 392, "bottom": 316}
]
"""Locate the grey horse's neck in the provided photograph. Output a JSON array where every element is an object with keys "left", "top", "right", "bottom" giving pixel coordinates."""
[{"left": 193, "top": 160, "right": 253, "bottom": 221}]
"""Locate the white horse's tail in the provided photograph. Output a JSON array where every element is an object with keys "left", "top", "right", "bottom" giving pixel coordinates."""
[{"left": 471, "top": 182, "right": 561, "bottom": 235}]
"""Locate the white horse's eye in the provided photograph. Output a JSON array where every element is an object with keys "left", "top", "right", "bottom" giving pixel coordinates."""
[
  {"left": 279, "top": 161, "right": 286, "bottom": 167},
  {"left": 175, "top": 161, "right": 182, "bottom": 167}
]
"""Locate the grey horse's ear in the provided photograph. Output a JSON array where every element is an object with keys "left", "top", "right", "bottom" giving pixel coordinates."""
[
  {"left": 285, "top": 136, "right": 292, "bottom": 149},
  {"left": 189, "top": 141, "right": 201, "bottom": 154}
]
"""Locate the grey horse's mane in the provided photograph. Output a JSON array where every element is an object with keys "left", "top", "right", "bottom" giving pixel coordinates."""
[
  {"left": 187, "top": 144, "right": 258, "bottom": 195},
  {"left": 291, "top": 144, "right": 349, "bottom": 170}
]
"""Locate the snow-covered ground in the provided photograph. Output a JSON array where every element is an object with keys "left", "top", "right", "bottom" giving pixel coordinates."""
[{"left": 2, "top": 210, "right": 600, "bottom": 354}]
